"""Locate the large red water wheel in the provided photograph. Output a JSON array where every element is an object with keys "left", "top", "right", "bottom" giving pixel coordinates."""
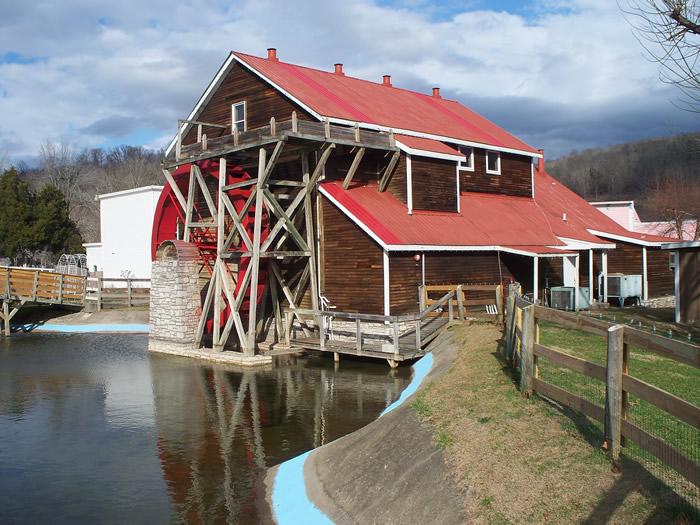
[{"left": 152, "top": 159, "right": 270, "bottom": 340}]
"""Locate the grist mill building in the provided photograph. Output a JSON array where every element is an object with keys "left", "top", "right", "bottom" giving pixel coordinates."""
[{"left": 147, "top": 48, "right": 675, "bottom": 365}]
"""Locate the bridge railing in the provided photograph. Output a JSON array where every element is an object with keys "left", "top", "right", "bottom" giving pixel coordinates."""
[{"left": 0, "top": 267, "right": 85, "bottom": 305}]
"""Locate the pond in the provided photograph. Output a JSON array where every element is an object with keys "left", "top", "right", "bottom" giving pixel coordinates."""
[{"left": 0, "top": 334, "right": 412, "bottom": 524}]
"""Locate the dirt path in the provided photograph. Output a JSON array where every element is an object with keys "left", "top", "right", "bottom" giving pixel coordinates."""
[{"left": 418, "top": 323, "right": 694, "bottom": 524}]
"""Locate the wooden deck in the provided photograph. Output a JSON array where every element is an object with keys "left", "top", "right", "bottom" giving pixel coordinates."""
[{"left": 1, "top": 267, "right": 86, "bottom": 335}]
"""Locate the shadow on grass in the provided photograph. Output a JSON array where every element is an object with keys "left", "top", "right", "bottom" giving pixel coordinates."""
[{"left": 493, "top": 336, "right": 698, "bottom": 524}]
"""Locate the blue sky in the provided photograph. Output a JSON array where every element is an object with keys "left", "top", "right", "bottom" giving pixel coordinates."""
[{"left": 0, "top": 0, "right": 697, "bottom": 164}]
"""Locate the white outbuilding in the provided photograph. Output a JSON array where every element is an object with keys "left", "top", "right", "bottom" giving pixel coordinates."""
[{"left": 83, "top": 186, "right": 163, "bottom": 281}]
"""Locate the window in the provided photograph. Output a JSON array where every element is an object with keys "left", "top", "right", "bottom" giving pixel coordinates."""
[
  {"left": 486, "top": 150, "right": 501, "bottom": 174},
  {"left": 231, "top": 101, "right": 246, "bottom": 132},
  {"left": 457, "top": 146, "right": 474, "bottom": 171}
]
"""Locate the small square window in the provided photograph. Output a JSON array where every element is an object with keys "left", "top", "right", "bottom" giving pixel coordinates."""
[
  {"left": 232, "top": 101, "right": 246, "bottom": 132},
  {"left": 457, "top": 146, "right": 474, "bottom": 171},
  {"left": 486, "top": 150, "right": 501, "bottom": 174}
]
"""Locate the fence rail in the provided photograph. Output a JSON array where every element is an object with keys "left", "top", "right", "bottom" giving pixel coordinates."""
[
  {"left": 420, "top": 283, "right": 503, "bottom": 322},
  {"left": 85, "top": 276, "right": 150, "bottom": 310},
  {"left": 504, "top": 284, "right": 700, "bottom": 489}
]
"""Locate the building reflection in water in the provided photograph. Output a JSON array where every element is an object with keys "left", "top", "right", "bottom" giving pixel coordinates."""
[{"left": 150, "top": 353, "right": 411, "bottom": 524}]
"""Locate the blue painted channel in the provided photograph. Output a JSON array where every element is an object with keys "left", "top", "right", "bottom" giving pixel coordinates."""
[
  {"left": 271, "top": 352, "right": 434, "bottom": 524},
  {"left": 11, "top": 323, "right": 150, "bottom": 334}
]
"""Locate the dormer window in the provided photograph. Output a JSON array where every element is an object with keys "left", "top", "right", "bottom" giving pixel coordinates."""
[
  {"left": 457, "top": 146, "right": 474, "bottom": 171},
  {"left": 486, "top": 150, "right": 501, "bottom": 175},
  {"left": 231, "top": 101, "right": 246, "bottom": 133}
]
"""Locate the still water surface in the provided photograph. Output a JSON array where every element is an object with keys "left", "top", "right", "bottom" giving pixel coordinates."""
[{"left": 0, "top": 334, "right": 411, "bottom": 524}]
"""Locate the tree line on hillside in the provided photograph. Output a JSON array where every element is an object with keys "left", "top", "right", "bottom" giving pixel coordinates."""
[
  {"left": 547, "top": 133, "right": 700, "bottom": 239},
  {"left": 17, "top": 142, "right": 164, "bottom": 244}
]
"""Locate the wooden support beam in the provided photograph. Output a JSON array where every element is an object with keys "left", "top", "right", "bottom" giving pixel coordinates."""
[
  {"left": 221, "top": 193, "right": 253, "bottom": 251},
  {"left": 342, "top": 147, "right": 366, "bottom": 189},
  {"left": 263, "top": 140, "right": 286, "bottom": 182},
  {"left": 193, "top": 164, "right": 217, "bottom": 218},
  {"left": 161, "top": 168, "right": 188, "bottom": 211},
  {"left": 246, "top": 148, "right": 267, "bottom": 354},
  {"left": 378, "top": 151, "right": 401, "bottom": 192},
  {"left": 183, "top": 166, "right": 196, "bottom": 242},
  {"left": 262, "top": 189, "right": 310, "bottom": 251},
  {"left": 269, "top": 261, "right": 312, "bottom": 337},
  {"left": 303, "top": 151, "right": 320, "bottom": 312}
]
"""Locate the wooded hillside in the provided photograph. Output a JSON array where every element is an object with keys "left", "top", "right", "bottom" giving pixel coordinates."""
[{"left": 546, "top": 133, "right": 700, "bottom": 223}]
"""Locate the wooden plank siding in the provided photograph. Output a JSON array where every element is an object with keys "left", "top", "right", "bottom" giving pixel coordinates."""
[
  {"left": 679, "top": 248, "right": 700, "bottom": 324},
  {"left": 646, "top": 247, "right": 674, "bottom": 298},
  {"left": 424, "top": 252, "right": 514, "bottom": 285},
  {"left": 411, "top": 157, "right": 457, "bottom": 212},
  {"left": 386, "top": 153, "right": 408, "bottom": 204},
  {"left": 389, "top": 254, "right": 420, "bottom": 314},
  {"left": 320, "top": 197, "right": 384, "bottom": 314},
  {"left": 460, "top": 149, "right": 532, "bottom": 197},
  {"left": 607, "top": 241, "right": 674, "bottom": 299},
  {"left": 182, "top": 63, "right": 314, "bottom": 145}
]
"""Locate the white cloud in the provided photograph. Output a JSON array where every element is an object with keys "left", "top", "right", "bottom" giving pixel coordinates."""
[{"left": 0, "top": 0, "right": 697, "bottom": 162}]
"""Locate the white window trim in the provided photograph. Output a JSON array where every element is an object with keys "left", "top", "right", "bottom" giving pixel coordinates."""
[
  {"left": 231, "top": 101, "right": 247, "bottom": 132},
  {"left": 457, "top": 146, "right": 474, "bottom": 172},
  {"left": 486, "top": 150, "right": 501, "bottom": 175}
]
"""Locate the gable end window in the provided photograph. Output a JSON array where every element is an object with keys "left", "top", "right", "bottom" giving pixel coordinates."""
[
  {"left": 457, "top": 146, "right": 474, "bottom": 171},
  {"left": 231, "top": 101, "right": 246, "bottom": 132},
  {"left": 486, "top": 150, "right": 501, "bottom": 175}
]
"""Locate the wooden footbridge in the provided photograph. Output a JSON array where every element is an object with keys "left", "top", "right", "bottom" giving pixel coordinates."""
[{"left": 0, "top": 267, "right": 86, "bottom": 335}]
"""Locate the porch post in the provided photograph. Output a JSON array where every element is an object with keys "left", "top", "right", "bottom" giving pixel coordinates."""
[
  {"left": 533, "top": 256, "right": 539, "bottom": 303},
  {"left": 602, "top": 251, "right": 608, "bottom": 303},
  {"left": 642, "top": 246, "right": 648, "bottom": 302},
  {"left": 588, "top": 249, "right": 594, "bottom": 304},
  {"left": 383, "top": 249, "right": 390, "bottom": 317}
]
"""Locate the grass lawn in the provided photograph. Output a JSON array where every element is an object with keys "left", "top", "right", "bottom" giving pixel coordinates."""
[{"left": 415, "top": 323, "right": 698, "bottom": 524}]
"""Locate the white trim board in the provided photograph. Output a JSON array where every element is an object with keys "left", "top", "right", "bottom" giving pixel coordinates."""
[
  {"left": 395, "top": 140, "right": 466, "bottom": 162},
  {"left": 588, "top": 230, "right": 667, "bottom": 247}
]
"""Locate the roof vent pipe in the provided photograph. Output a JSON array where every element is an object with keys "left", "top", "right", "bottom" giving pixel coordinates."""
[
  {"left": 334, "top": 63, "right": 344, "bottom": 75},
  {"left": 267, "top": 48, "right": 278, "bottom": 61},
  {"left": 562, "top": 213, "right": 567, "bottom": 221},
  {"left": 432, "top": 87, "right": 441, "bottom": 98},
  {"left": 537, "top": 148, "right": 545, "bottom": 172},
  {"left": 382, "top": 75, "right": 392, "bottom": 86}
]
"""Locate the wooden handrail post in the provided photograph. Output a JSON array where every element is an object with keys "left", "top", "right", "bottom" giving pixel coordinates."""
[
  {"left": 393, "top": 321, "right": 400, "bottom": 359},
  {"left": 176, "top": 120, "right": 182, "bottom": 160},
  {"left": 606, "top": 325, "right": 625, "bottom": 465},
  {"left": 520, "top": 305, "right": 535, "bottom": 397},
  {"left": 448, "top": 295, "right": 454, "bottom": 322},
  {"left": 291, "top": 111, "right": 298, "bottom": 132},
  {"left": 58, "top": 274, "right": 64, "bottom": 303},
  {"left": 534, "top": 315, "right": 540, "bottom": 379},
  {"left": 355, "top": 318, "right": 362, "bottom": 352},
  {"left": 2, "top": 300, "right": 9, "bottom": 336},
  {"left": 456, "top": 284, "right": 465, "bottom": 320},
  {"left": 415, "top": 318, "right": 422, "bottom": 350},
  {"left": 127, "top": 279, "right": 133, "bottom": 308},
  {"left": 32, "top": 272, "right": 38, "bottom": 301},
  {"left": 284, "top": 310, "right": 291, "bottom": 347},
  {"left": 418, "top": 284, "right": 426, "bottom": 311},
  {"left": 319, "top": 314, "right": 326, "bottom": 350}
]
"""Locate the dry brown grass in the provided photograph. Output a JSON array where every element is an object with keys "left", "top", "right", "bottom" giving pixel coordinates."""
[{"left": 414, "top": 323, "right": 694, "bottom": 524}]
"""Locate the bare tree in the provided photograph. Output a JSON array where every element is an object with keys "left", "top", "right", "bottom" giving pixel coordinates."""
[
  {"left": 38, "top": 140, "right": 85, "bottom": 215},
  {"left": 644, "top": 175, "right": 700, "bottom": 238},
  {"left": 621, "top": 1, "right": 700, "bottom": 111}
]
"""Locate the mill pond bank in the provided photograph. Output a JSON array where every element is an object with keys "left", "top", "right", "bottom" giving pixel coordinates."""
[{"left": 7, "top": 305, "right": 149, "bottom": 333}]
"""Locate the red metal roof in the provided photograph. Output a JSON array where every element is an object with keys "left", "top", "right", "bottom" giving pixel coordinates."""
[
  {"left": 321, "top": 181, "right": 567, "bottom": 251},
  {"left": 533, "top": 169, "right": 675, "bottom": 244},
  {"left": 233, "top": 52, "right": 539, "bottom": 155},
  {"left": 394, "top": 135, "right": 464, "bottom": 157}
]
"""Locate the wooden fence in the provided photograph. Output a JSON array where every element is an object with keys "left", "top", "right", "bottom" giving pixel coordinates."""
[
  {"left": 504, "top": 284, "right": 700, "bottom": 487},
  {"left": 420, "top": 284, "right": 504, "bottom": 322},
  {"left": 85, "top": 277, "right": 150, "bottom": 310}
]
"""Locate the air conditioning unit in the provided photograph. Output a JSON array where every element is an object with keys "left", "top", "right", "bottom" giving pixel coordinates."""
[
  {"left": 550, "top": 286, "right": 591, "bottom": 310},
  {"left": 607, "top": 274, "right": 642, "bottom": 306}
]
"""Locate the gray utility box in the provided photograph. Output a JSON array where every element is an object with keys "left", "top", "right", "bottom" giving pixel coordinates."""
[
  {"left": 607, "top": 274, "right": 642, "bottom": 306},
  {"left": 550, "top": 286, "right": 590, "bottom": 310}
]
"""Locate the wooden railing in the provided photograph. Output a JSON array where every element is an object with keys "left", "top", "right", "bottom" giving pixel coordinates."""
[
  {"left": 420, "top": 283, "right": 503, "bottom": 322},
  {"left": 85, "top": 277, "right": 150, "bottom": 310},
  {"left": 0, "top": 267, "right": 85, "bottom": 305},
  {"left": 285, "top": 290, "right": 458, "bottom": 358},
  {"left": 504, "top": 284, "right": 700, "bottom": 487}
]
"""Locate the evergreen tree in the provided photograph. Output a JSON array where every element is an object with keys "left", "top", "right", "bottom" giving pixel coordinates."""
[{"left": 0, "top": 168, "right": 34, "bottom": 261}]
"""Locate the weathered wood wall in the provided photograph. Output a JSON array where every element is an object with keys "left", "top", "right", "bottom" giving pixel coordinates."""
[
  {"left": 389, "top": 254, "right": 420, "bottom": 314},
  {"left": 460, "top": 149, "right": 532, "bottom": 197},
  {"left": 320, "top": 198, "right": 384, "bottom": 314},
  {"left": 679, "top": 248, "right": 700, "bottom": 324},
  {"left": 386, "top": 153, "right": 408, "bottom": 204},
  {"left": 183, "top": 63, "right": 313, "bottom": 144},
  {"left": 411, "top": 157, "right": 457, "bottom": 212},
  {"left": 646, "top": 248, "right": 674, "bottom": 297}
]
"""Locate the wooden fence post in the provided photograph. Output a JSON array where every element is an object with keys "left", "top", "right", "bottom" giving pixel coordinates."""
[
  {"left": 97, "top": 277, "right": 103, "bottom": 312},
  {"left": 520, "top": 305, "right": 535, "bottom": 397},
  {"left": 504, "top": 285, "right": 515, "bottom": 359},
  {"left": 534, "top": 315, "right": 540, "bottom": 379},
  {"left": 127, "top": 279, "right": 133, "bottom": 308},
  {"left": 606, "top": 324, "right": 625, "bottom": 465},
  {"left": 448, "top": 295, "right": 454, "bottom": 322},
  {"left": 415, "top": 318, "right": 422, "bottom": 350}
]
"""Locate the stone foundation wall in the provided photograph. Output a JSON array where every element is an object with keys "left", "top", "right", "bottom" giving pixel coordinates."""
[
  {"left": 149, "top": 259, "right": 201, "bottom": 345},
  {"left": 642, "top": 295, "right": 675, "bottom": 309}
]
